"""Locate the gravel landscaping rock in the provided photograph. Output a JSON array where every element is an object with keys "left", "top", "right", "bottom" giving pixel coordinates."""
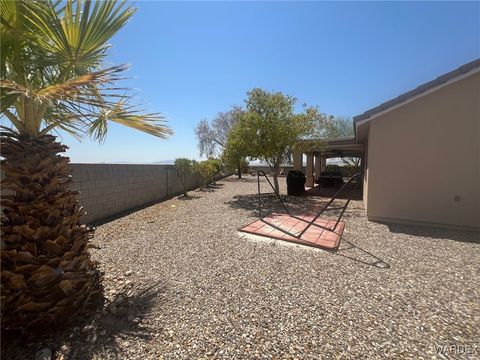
[{"left": 4, "top": 176, "right": 479, "bottom": 359}]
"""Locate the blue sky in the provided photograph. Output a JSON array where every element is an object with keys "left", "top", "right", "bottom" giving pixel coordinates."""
[{"left": 60, "top": 1, "right": 479, "bottom": 163}]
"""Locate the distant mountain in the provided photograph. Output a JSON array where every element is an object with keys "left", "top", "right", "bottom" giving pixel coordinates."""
[
  {"left": 97, "top": 160, "right": 176, "bottom": 165},
  {"left": 105, "top": 158, "right": 346, "bottom": 166},
  {"left": 153, "top": 160, "right": 175, "bottom": 165}
]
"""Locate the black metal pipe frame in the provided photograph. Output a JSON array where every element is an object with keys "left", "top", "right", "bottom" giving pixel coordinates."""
[
  {"left": 257, "top": 170, "right": 292, "bottom": 219},
  {"left": 256, "top": 171, "right": 361, "bottom": 239}
]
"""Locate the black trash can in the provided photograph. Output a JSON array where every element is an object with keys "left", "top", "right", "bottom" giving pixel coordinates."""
[{"left": 286, "top": 170, "right": 306, "bottom": 196}]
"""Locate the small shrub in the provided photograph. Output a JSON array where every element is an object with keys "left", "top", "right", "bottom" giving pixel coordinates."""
[
  {"left": 174, "top": 158, "right": 194, "bottom": 196},
  {"left": 205, "top": 158, "right": 222, "bottom": 184},
  {"left": 194, "top": 160, "right": 217, "bottom": 189}
]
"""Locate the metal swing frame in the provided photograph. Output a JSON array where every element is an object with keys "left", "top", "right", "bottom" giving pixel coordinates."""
[{"left": 257, "top": 170, "right": 361, "bottom": 239}]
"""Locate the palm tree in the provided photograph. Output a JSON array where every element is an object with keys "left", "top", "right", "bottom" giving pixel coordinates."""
[{"left": 0, "top": 0, "right": 172, "bottom": 333}]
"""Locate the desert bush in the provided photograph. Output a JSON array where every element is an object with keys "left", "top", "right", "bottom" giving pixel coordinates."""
[
  {"left": 174, "top": 158, "right": 194, "bottom": 196},
  {"left": 194, "top": 160, "right": 217, "bottom": 189}
]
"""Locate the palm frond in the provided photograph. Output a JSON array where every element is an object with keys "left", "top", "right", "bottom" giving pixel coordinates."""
[
  {"left": 1, "top": 0, "right": 172, "bottom": 141},
  {"left": 24, "top": 0, "right": 135, "bottom": 75},
  {"left": 88, "top": 99, "right": 172, "bottom": 142},
  {"left": 36, "top": 65, "right": 127, "bottom": 100},
  {"left": 1, "top": 65, "right": 127, "bottom": 107},
  {"left": 0, "top": 79, "right": 29, "bottom": 95},
  {"left": 40, "top": 104, "right": 88, "bottom": 140}
]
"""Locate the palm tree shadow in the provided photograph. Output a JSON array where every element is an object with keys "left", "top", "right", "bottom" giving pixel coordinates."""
[
  {"left": 58, "top": 282, "right": 166, "bottom": 359},
  {"left": 1, "top": 280, "right": 167, "bottom": 360}
]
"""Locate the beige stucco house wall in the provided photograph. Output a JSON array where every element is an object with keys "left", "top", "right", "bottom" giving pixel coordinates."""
[{"left": 363, "top": 71, "right": 480, "bottom": 229}]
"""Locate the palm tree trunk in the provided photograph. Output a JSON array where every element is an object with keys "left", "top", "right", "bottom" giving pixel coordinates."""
[{"left": 1, "top": 130, "right": 100, "bottom": 333}]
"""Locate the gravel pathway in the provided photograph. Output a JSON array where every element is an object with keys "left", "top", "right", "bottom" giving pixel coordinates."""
[{"left": 9, "top": 176, "right": 480, "bottom": 359}]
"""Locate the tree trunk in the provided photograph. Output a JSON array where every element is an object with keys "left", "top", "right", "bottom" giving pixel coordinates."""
[
  {"left": 272, "top": 174, "right": 280, "bottom": 194},
  {"left": 268, "top": 162, "right": 280, "bottom": 194},
  {"left": 237, "top": 164, "right": 242, "bottom": 179},
  {"left": 182, "top": 175, "right": 187, "bottom": 196},
  {"left": 272, "top": 163, "right": 280, "bottom": 194},
  {"left": 1, "top": 130, "right": 100, "bottom": 334}
]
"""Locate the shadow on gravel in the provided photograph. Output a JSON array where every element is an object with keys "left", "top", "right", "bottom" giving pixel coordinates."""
[
  {"left": 222, "top": 176, "right": 254, "bottom": 183},
  {"left": 225, "top": 193, "right": 361, "bottom": 220},
  {"left": 61, "top": 283, "right": 166, "bottom": 360},
  {"left": 304, "top": 186, "right": 363, "bottom": 200},
  {"left": 198, "top": 183, "right": 224, "bottom": 192},
  {"left": 226, "top": 193, "right": 287, "bottom": 217},
  {"left": 385, "top": 223, "right": 480, "bottom": 244},
  {"left": 177, "top": 194, "right": 201, "bottom": 201},
  {"left": 2, "top": 283, "right": 167, "bottom": 360},
  {"left": 335, "top": 237, "right": 391, "bottom": 269}
]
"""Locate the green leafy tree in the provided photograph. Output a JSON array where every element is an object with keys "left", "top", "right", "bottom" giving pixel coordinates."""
[
  {"left": 343, "top": 157, "right": 361, "bottom": 167},
  {"left": 329, "top": 116, "right": 354, "bottom": 138},
  {"left": 195, "top": 107, "right": 247, "bottom": 178},
  {"left": 326, "top": 116, "right": 360, "bottom": 166},
  {"left": 206, "top": 158, "right": 222, "bottom": 184},
  {"left": 292, "top": 107, "right": 335, "bottom": 155},
  {"left": 0, "top": 0, "right": 171, "bottom": 333},
  {"left": 222, "top": 145, "right": 249, "bottom": 177},
  {"left": 194, "top": 160, "right": 217, "bottom": 189},
  {"left": 174, "top": 158, "right": 194, "bottom": 196},
  {"left": 295, "top": 114, "right": 358, "bottom": 169},
  {"left": 228, "top": 88, "right": 316, "bottom": 193}
]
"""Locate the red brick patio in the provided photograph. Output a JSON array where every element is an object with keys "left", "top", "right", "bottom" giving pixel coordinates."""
[{"left": 239, "top": 212, "right": 345, "bottom": 250}]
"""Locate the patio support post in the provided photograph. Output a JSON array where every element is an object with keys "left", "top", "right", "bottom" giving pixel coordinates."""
[
  {"left": 321, "top": 155, "right": 327, "bottom": 172},
  {"left": 306, "top": 153, "right": 314, "bottom": 187},
  {"left": 292, "top": 151, "right": 303, "bottom": 171},
  {"left": 314, "top": 153, "right": 321, "bottom": 178}
]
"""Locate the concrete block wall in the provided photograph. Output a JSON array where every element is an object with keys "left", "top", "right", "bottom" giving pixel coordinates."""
[{"left": 70, "top": 164, "right": 202, "bottom": 224}]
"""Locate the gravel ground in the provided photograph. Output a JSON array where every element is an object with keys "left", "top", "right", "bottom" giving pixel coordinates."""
[{"left": 7, "top": 176, "right": 480, "bottom": 359}]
